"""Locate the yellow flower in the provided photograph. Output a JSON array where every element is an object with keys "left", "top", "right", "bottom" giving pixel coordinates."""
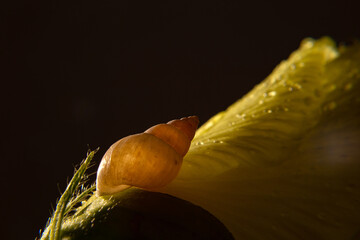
[
  {"left": 162, "top": 37, "right": 360, "bottom": 239},
  {"left": 42, "top": 37, "right": 360, "bottom": 240}
]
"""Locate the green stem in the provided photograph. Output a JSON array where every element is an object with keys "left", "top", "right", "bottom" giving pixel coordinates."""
[
  {"left": 41, "top": 149, "right": 97, "bottom": 240},
  {"left": 65, "top": 185, "right": 96, "bottom": 216}
]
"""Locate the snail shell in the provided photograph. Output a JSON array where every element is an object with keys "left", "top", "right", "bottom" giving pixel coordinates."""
[{"left": 96, "top": 116, "right": 199, "bottom": 196}]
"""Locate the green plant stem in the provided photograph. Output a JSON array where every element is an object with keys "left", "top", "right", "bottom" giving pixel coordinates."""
[
  {"left": 65, "top": 185, "right": 96, "bottom": 216},
  {"left": 41, "top": 149, "right": 97, "bottom": 240}
]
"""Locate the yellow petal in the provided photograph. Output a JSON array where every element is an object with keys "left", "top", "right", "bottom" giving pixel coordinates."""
[{"left": 162, "top": 37, "right": 360, "bottom": 239}]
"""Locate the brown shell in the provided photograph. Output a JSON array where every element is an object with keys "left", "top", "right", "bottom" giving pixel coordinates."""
[{"left": 96, "top": 116, "right": 199, "bottom": 195}]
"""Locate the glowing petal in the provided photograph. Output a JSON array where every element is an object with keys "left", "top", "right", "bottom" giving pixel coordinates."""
[{"left": 162, "top": 38, "right": 360, "bottom": 239}]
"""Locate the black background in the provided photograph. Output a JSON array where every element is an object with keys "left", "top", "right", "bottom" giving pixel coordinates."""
[{"left": 2, "top": 0, "right": 359, "bottom": 239}]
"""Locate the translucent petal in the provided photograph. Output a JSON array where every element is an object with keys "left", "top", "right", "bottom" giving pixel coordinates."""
[{"left": 161, "top": 38, "right": 360, "bottom": 239}]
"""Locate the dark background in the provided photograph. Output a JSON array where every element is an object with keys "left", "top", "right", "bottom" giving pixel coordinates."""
[{"left": 2, "top": 0, "right": 359, "bottom": 239}]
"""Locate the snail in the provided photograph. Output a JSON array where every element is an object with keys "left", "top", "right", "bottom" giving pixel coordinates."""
[{"left": 96, "top": 116, "right": 199, "bottom": 196}]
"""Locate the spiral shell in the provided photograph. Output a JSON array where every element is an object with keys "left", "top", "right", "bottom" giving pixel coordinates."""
[{"left": 96, "top": 116, "right": 199, "bottom": 196}]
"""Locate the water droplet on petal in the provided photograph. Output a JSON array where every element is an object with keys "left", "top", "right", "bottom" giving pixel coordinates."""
[
  {"left": 268, "top": 91, "right": 277, "bottom": 97},
  {"left": 325, "top": 84, "right": 336, "bottom": 92},
  {"left": 270, "top": 76, "right": 281, "bottom": 84},
  {"left": 264, "top": 91, "right": 277, "bottom": 97},
  {"left": 324, "top": 101, "right": 337, "bottom": 111},
  {"left": 344, "top": 83, "right": 353, "bottom": 91},
  {"left": 294, "top": 83, "right": 302, "bottom": 90},
  {"left": 228, "top": 121, "right": 236, "bottom": 126},
  {"left": 301, "top": 38, "right": 315, "bottom": 48},
  {"left": 236, "top": 113, "right": 247, "bottom": 120}
]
